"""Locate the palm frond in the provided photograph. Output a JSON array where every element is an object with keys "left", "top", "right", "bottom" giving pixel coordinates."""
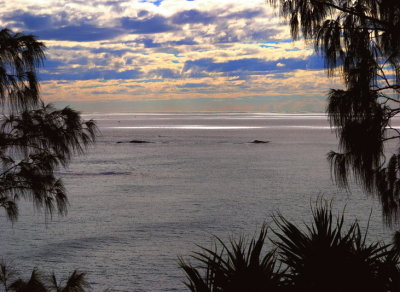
[
  {"left": 272, "top": 200, "right": 400, "bottom": 292},
  {"left": 179, "top": 225, "right": 285, "bottom": 292},
  {"left": 9, "top": 268, "right": 47, "bottom": 292},
  {"left": 61, "top": 270, "right": 90, "bottom": 292}
]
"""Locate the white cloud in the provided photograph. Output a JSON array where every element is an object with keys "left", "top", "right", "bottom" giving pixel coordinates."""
[{"left": 0, "top": 0, "right": 333, "bottom": 112}]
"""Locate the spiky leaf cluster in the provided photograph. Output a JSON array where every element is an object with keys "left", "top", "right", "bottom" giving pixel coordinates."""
[
  {"left": 180, "top": 201, "right": 400, "bottom": 292},
  {"left": 179, "top": 225, "right": 284, "bottom": 292},
  {"left": 268, "top": 0, "right": 400, "bottom": 224},
  {"left": 273, "top": 202, "right": 399, "bottom": 291},
  {"left": 0, "top": 263, "right": 90, "bottom": 292}
]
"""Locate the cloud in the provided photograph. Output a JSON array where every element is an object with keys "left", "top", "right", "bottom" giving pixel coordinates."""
[
  {"left": 43, "top": 59, "right": 67, "bottom": 69},
  {"left": 120, "top": 15, "right": 175, "bottom": 34},
  {"left": 168, "top": 38, "right": 198, "bottom": 46},
  {"left": 140, "top": 38, "right": 162, "bottom": 47},
  {"left": 183, "top": 55, "right": 325, "bottom": 75},
  {"left": 3, "top": 10, "right": 72, "bottom": 30},
  {"left": 5, "top": 12, "right": 55, "bottom": 30},
  {"left": 226, "top": 9, "right": 263, "bottom": 19},
  {"left": 177, "top": 83, "right": 209, "bottom": 88},
  {"left": 148, "top": 68, "right": 179, "bottom": 78},
  {"left": 141, "top": 0, "right": 164, "bottom": 6},
  {"left": 171, "top": 7, "right": 264, "bottom": 25},
  {"left": 0, "top": 0, "right": 333, "bottom": 112},
  {"left": 40, "top": 69, "right": 142, "bottom": 81},
  {"left": 171, "top": 9, "right": 215, "bottom": 24},
  {"left": 4, "top": 10, "right": 126, "bottom": 41},
  {"left": 90, "top": 48, "right": 132, "bottom": 56},
  {"left": 38, "top": 25, "right": 125, "bottom": 42}
]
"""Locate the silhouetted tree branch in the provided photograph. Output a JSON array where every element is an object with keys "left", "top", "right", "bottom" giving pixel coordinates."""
[
  {"left": 268, "top": 0, "right": 400, "bottom": 225},
  {"left": 0, "top": 28, "right": 97, "bottom": 222}
]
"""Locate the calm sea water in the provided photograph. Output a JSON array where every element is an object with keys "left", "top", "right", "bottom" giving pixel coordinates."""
[{"left": 0, "top": 113, "right": 396, "bottom": 291}]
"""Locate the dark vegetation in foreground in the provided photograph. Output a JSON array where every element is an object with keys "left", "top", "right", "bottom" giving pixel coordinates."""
[
  {"left": 2, "top": 201, "right": 399, "bottom": 292},
  {"left": 0, "top": 267, "right": 90, "bottom": 292},
  {"left": 180, "top": 202, "right": 400, "bottom": 292}
]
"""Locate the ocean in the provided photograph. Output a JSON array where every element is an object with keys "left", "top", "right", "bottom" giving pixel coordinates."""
[{"left": 0, "top": 113, "right": 395, "bottom": 291}]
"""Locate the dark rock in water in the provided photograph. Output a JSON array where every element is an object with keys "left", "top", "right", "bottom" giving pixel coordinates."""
[
  {"left": 117, "top": 140, "right": 153, "bottom": 144},
  {"left": 129, "top": 140, "right": 152, "bottom": 143},
  {"left": 250, "top": 140, "right": 269, "bottom": 144}
]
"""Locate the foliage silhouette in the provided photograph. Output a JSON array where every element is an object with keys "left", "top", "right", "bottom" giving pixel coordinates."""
[
  {"left": 0, "top": 28, "right": 97, "bottom": 221},
  {"left": 180, "top": 201, "right": 400, "bottom": 291},
  {"left": 0, "top": 29, "right": 44, "bottom": 109},
  {"left": 7, "top": 269, "right": 47, "bottom": 292},
  {"left": 273, "top": 201, "right": 400, "bottom": 292},
  {"left": 179, "top": 225, "right": 285, "bottom": 292},
  {"left": 49, "top": 270, "right": 90, "bottom": 292},
  {"left": 0, "top": 261, "right": 17, "bottom": 292},
  {"left": 267, "top": 0, "right": 400, "bottom": 225},
  {"left": 0, "top": 261, "right": 90, "bottom": 292}
]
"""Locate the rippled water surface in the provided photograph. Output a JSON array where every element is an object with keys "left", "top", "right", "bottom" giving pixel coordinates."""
[{"left": 0, "top": 113, "right": 396, "bottom": 291}]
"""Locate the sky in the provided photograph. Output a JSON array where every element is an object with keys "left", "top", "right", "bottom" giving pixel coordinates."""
[{"left": 0, "top": 0, "right": 341, "bottom": 112}]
